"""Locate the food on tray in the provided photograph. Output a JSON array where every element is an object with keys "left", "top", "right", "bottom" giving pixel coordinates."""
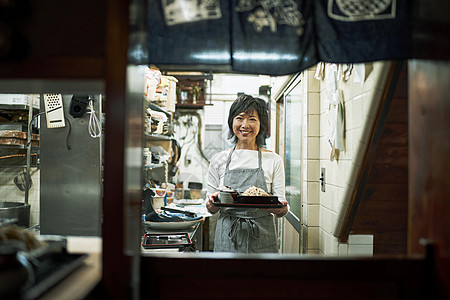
[
  {"left": 0, "top": 225, "right": 46, "bottom": 250},
  {"left": 242, "top": 186, "right": 270, "bottom": 196}
]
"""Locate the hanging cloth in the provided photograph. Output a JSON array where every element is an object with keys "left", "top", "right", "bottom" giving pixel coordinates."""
[
  {"left": 231, "top": 0, "right": 318, "bottom": 75},
  {"left": 315, "top": 0, "right": 410, "bottom": 63},
  {"left": 323, "top": 63, "right": 345, "bottom": 161},
  {"left": 147, "top": 0, "right": 231, "bottom": 66}
]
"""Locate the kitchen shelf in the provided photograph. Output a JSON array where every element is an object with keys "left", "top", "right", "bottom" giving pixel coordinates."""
[
  {"left": 0, "top": 165, "right": 40, "bottom": 168},
  {"left": 0, "top": 104, "right": 40, "bottom": 111},
  {"left": 147, "top": 102, "right": 172, "bottom": 116},
  {"left": 144, "top": 163, "right": 165, "bottom": 170},
  {"left": 144, "top": 132, "right": 172, "bottom": 141},
  {"left": 0, "top": 144, "right": 28, "bottom": 149}
]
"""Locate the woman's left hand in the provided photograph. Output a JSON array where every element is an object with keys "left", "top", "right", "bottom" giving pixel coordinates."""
[{"left": 261, "top": 200, "right": 288, "bottom": 218}]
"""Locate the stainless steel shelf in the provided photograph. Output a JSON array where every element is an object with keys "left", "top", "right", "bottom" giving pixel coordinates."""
[
  {"left": 143, "top": 163, "right": 165, "bottom": 170},
  {"left": 0, "top": 104, "right": 40, "bottom": 111},
  {"left": 0, "top": 165, "right": 40, "bottom": 168},
  {"left": 144, "top": 133, "right": 172, "bottom": 141}
]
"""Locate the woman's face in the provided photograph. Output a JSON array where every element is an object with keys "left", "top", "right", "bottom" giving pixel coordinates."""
[{"left": 232, "top": 110, "right": 260, "bottom": 146}]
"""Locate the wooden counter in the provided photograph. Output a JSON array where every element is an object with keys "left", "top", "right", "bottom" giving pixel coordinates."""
[{"left": 38, "top": 237, "right": 102, "bottom": 300}]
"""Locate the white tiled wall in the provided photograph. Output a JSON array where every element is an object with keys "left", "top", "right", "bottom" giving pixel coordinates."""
[
  {"left": 301, "top": 67, "right": 321, "bottom": 253},
  {"left": 339, "top": 234, "right": 374, "bottom": 256},
  {"left": 314, "top": 61, "right": 392, "bottom": 256},
  {"left": 0, "top": 168, "right": 40, "bottom": 227}
]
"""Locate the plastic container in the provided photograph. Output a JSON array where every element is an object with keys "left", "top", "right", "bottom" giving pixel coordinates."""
[{"left": 189, "top": 189, "right": 202, "bottom": 199}]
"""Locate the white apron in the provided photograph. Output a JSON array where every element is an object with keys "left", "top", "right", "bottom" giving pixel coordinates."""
[{"left": 214, "top": 147, "right": 278, "bottom": 253}]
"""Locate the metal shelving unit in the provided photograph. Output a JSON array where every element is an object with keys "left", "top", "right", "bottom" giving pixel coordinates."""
[{"left": 0, "top": 97, "right": 39, "bottom": 209}]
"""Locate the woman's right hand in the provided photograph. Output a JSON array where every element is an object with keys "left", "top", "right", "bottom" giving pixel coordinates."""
[{"left": 206, "top": 191, "right": 220, "bottom": 214}]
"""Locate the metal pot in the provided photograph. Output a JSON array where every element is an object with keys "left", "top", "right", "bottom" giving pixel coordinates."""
[{"left": 0, "top": 202, "right": 31, "bottom": 228}]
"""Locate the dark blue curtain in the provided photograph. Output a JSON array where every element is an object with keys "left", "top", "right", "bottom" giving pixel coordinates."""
[
  {"left": 146, "top": 0, "right": 231, "bottom": 66},
  {"left": 315, "top": 0, "right": 410, "bottom": 64},
  {"left": 230, "top": 0, "right": 317, "bottom": 75},
  {"left": 146, "top": 0, "right": 411, "bottom": 75}
]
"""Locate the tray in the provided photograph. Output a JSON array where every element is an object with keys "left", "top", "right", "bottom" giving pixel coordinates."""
[
  {"left": 143, "top": 218, "right": 202, "bottom": 230},
  {"left": 142, "top": 232, "right": 192, "bottom": 250},
  {"left": 212, "top": 195, "right": 283, "bottom": 209}
]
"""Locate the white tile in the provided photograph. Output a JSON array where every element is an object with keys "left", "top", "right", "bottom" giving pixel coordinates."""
[
  {"left": 362, "top": 61, "right": 392, "bottom": 94},
  {"left": 307, "top": 182, "right": 319, "bottom": 204},
  {"left": 347, "top": 162, "right": 360, "bottom": 187},
  {"left": 320, "top": 206, "right": 334, "bottom": 234},
  {"left": 360, "top": 116, "right": 376, "bottom": 144},
  {"left": 348, "top": 234, "right": 374, "bottom": 245},
  {"left": 363, "top": 89, "right": 384, "bottom": 118},
  {"left": 319, "top": 135, "right": 330, "bottom": 160},
  {"left": 351, "top": 94, "right": 364, "bottom": 130},
  {"left": 320, "top": 185, "right": 331, "bottom": 209},
  {"left": 306, "top": 159, "right": 320, "bottom": 182},
  {"left": 307, "top": 70, "right": 320, "bottom": 92},
  {"left": 318, "top": 227, "right": 324, "bottom": 253},
  {"left": 307, "top": 115, "right": 320, "bottom": 137},
  {"left": 345, "top": 129, "right": 355, "bottom": 159},
  {"left": 353, "top": 139, "right": 367, "bottom": 168},
  {"left": 331, "top": 186, "right": 345, "bottom": 212},
  {"left": 332, "top": 220, "right": 343, "bottom": 237},
  {"left": 345, "top": 98, "right": 354, "bottom": 131},
  {"left": 334, "top": 160, "right": 350, "bottom": 187},
  {"left": 307, "top": 137, "right": 320, "bottom": 159},
  {"left": 321, "top": 182, "right": 334, "bottom": 208},
  {"left": 307, "top": 226, "right": 319, "bottom": 249},
  {"left": 342, "top": 81, "right": 363, "bottom": 103},
  {"left": 338, "top": 243, "right": 349, "bottom": 256},
  {"left": 348, "top": 244, "right": 373, "bottom": 256},
  {"left": 322, "top": 230, "right": 339, "bottom": 256},
  {"left": 337, "top": 192, "right": 351, "bottom": 213},
  {"left": 308, "top": 93, "right": 320, "bottom": 115},
  {"left": 307, "top": 204, "right": 319, "bottom": 226}
]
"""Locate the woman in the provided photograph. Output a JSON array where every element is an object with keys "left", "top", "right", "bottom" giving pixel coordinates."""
[{"left": 206, "top": 94, "right": 288, "bottom": 253}]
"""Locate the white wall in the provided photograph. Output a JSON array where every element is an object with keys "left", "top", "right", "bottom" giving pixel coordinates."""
[
  {"left": 302, "top": 67, "right": 322, "bottom": 254},
  {"left": 278, "top": 62, "right": 393, "bottom": 256},
  {"left": 317, "top": 61, "right": 393, "bottom": 256}
]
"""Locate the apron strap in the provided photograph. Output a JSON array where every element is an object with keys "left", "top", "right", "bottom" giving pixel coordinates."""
[
  {"left": 257, "top": 147, "right": 262, "bottom": 169},
  {"left": 224, "top": 146, "right": 235, "bottom": 173},
  {"left": 227, "top": 216, "right": 260, "bottom": 252},
  {"left": 225, "top": 147, "right": 263, "bottom": 173}
]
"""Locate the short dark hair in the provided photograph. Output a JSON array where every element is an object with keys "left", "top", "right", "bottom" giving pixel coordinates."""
[{"left": 227, "top": 94, "right": 269, "bottom": 147}]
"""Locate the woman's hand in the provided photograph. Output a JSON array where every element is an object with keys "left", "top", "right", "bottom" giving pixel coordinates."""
[
  {"left": 261, "top": 200, "right": 288, "bottom": 218},
  {"left": 206, "top": 191, "right": 220, "bottom": 214}
]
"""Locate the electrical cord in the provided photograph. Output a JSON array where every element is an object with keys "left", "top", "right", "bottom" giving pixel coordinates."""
[
  {"left": 177, "top": 111, "right": 210, "bottom": 165},
  {"left": 64, "top": 116, "right": 72, "bottom": 150},
  {"left": 87, "top": 100, "right": 102, "bottom": 138},
  {"left": 25, "top": 109, "right": 72, "bottom": 150},
  {"left": 25, "top": 112, "right": 45, "bottom": 148}
]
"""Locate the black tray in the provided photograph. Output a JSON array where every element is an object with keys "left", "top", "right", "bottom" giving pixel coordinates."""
[
  {"left": 142, "top": 232, "right": 192, "bottom": 250},
  {"left": 212, "top": 195, "right": 283, "bottom": 209}
]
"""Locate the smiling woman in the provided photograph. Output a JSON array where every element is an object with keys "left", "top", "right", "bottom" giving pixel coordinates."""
[
  {"left": 228, "top": 95, "right": 265, "bottom": 150},
  {"left": 205, "top": 94, "right": 289, "bottom": 253}
]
